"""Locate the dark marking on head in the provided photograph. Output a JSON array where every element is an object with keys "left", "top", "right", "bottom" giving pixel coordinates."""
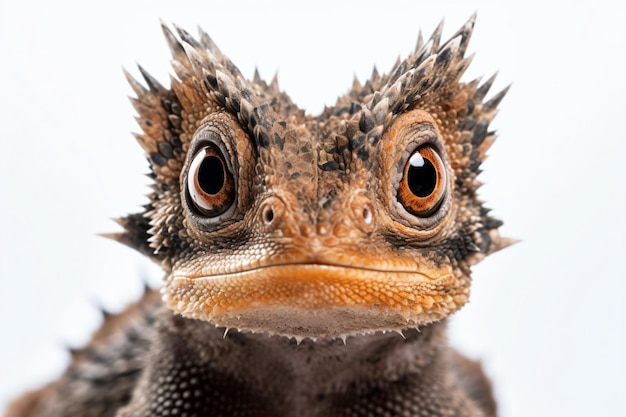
[
  {"left": 357, "top": 146, "right": 369, "bottom": 161},
  {"left": 205, "top": 74, "right": 218, "bottom": 89},
  {"left": 471, "top": 121, "right": 488, "bottom": 146},
  {"left": 258, "top": 131, "right": 271, "bottom": 148},
  {"left": 214, "top": 92, "right": 227, "bottom": 107},
  {"left": 319, "top": 161, "right": 340, "bottom": 171},
  {"left": 350, "top": 102, "right": 362, "bottom": 114},
  {"left": 359, "top": 112, "right": 375, "bottom": 134},
  {"left": 150, "top": 152, "right": 167, "bottom": 167},
  {"left": 158, "top": 142, "right": 174, "bottom": 159},
  {"left": 273, "top": 133, "right": 285, "bottom": 150}
]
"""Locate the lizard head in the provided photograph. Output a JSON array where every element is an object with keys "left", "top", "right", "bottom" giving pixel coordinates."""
[{"left": 114, "top": 15, "right": 511, "bottom": 339}]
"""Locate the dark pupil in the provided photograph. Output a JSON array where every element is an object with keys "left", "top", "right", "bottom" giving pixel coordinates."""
[
  {"left": 198, "top": 155, "right": 225, "bottom": 195},
  {"left": 408, "top": 155, "right": 437, "bottom": 197}
]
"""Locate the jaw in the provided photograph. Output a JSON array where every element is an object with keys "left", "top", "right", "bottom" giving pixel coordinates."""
[{"left": 162, "top": 263, "right": 469, "bottom": 339}]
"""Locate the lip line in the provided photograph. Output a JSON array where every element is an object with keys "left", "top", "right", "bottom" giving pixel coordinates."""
[{"left": 173, "top": 261, "right": 435, "bottom": 281}]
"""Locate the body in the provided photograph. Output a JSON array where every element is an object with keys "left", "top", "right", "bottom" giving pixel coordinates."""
[{"left": 8, "top": 293, "right": 495, "bottom": 417}]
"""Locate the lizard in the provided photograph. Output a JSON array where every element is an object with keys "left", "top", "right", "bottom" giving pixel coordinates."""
[{"left": 5, "top": 14, "right": 511, "bottom": 417}]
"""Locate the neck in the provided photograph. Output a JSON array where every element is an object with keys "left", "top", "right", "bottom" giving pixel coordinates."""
[
  {"left": 152, "top": 309, "right": 449, "bottom": 414},
  {"left": 220, "top": 321, "right": 448, "bottom": 386}
]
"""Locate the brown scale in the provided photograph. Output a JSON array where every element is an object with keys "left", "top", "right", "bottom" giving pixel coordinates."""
[{"left": 6, "top": 14, "right": 512, "bottom": 417}]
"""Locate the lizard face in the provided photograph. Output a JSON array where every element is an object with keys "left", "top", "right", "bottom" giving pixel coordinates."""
[{"left": 117, "top": 16, "right": 510, "bottom": 338}]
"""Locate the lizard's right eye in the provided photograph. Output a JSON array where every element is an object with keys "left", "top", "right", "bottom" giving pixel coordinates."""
[{"left": 187, "top": 144, "right": 235, "bottom": 217}]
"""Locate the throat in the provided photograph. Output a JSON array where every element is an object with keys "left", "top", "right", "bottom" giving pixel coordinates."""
[
  {"left": 221, "top": 324, "right": 447, "bottom": 384},
  {"left": 156, "top": 309, "right": 448, "bottom": 413}
]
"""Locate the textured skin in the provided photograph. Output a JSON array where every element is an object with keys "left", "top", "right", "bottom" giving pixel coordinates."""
[{"left": 6, "top": 15, "right": 508, "bottom": 417}]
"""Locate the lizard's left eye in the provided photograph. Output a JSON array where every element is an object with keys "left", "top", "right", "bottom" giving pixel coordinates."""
[
  {"left": 397, "top": 145, "right": 447, "bottom": 217},
  {"left": 187, "top": 144, "right": 235, "bottom": 217}
]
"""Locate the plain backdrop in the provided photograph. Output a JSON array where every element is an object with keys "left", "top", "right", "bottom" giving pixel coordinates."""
[{"left": 1, "top": 1, "right": 625, "bottom": 416}]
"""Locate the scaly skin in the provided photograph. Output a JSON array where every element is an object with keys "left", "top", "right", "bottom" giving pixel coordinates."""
[{"left": 6, "top": 15, "right": 509, "bottom": 417}]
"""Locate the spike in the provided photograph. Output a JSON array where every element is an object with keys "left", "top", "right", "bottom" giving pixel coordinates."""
[
  {"left": 66, "top": 345, "right": 81, "bottom": 358},
  {"left": 466, "top": 242, "right": 481, "bottom": 253},
  {"left": 253, "top": 67, "right": 262, "bottom": 83},
  {"left": 410, "top": 54, "right": 437, "bottom": 94},
  {"left": 128, "top": 97, "right": 149, "bottom": 116},
  {"left": 180, "top": 41, "right": 206, "bottom": 72},
  {"left": 123, "top": 68, "right": 148, "bottom": 97},
  {"left": 160, "top": 21, "right": 185, "bottom": 59},
  {"left": 239, "top": 97, "right": 254, "bottom": 121},
  {"left": 387, "top": 56, "right": 401, "bottom": 77},
  {"left": 370, "top": 66, "right": 380, "bottom": 83},
  {"left": 170, "top": 60, "right": 192, "bottom": 80},
  {"left": 383, "top": 82, "right": 401, "bottom": 108},
  {"left": 98, "top": 232, "right": 125, "bottom": 243},
  {"left": 453, "top": 12, "right": 476, "bottom": 56},
  {"left": 372, "top": 97, "right": 390, "bottom": 124},
  {"left": 112, "top": 217, "right": 129, "bottom": 229},
  {"left": 223, "top": 328, "right": 230, "bottom": 338},
  {"left": 137, "top": 65, "right": 165, "bottom": 93},
  {"left": 133, "top": 132, "right": 154, "bottom": 154},
  {"left": 483, "top": 85, "right": 510, "bottom": 111},
  {"left": 414, "top": 29, "right": 424, "bottom": 53},
  {"left": 454, "top": 53, "right": 475, "bottom": 78},
  {"left": 474, "top": 73, "right": 498, "bottom": 101},
  {"left": 466, "top": 76, "right": 482, "bottom": 93},
  {"left": 197, "top": 26, "right": 222, "bottom": 56},
  {"left": 434, "top": 35, "right": 461, "bottom": 72},
  {"left": 419, "top": 38, "right": 434, "bottom": 59},
  {"left": 99, "top": 305, "right": 112, "bottom": 319},
  {"left": 216, "top": 70, "right": 236, "bottom": 93},
  {"left": 467, "top": 11, "right": 478, "bottom": 26},
  {"left": 359, "top": 108, "right": 375, "bottom": 133},
  {"left": 429, "top": 19, "right": 445, "bottom": 52},
  {"left": 388, "top": 60, "right": 407, "bottom": 85},
  {"left": 173, "top": 24, "right": 202, "bottom": 49},
  {"left": 487, "top": 236, "right": 520, "bottom": 255},
  {"left": 270, "top": 72, "right": 279, "bottom": 90}
]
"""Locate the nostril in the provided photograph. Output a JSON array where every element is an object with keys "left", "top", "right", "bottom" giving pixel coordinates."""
[
  {"left": 362, "top": 206, "right": 373, "bottom": 225},
  {"left": 259, "top": 196, "right": 286, "bottom": 230},
  {"left": 350, "top": 195, "right": 375, "bottom": 233},
  {"left": 263, "top": 206, "right": 275, "bottom": 225}
]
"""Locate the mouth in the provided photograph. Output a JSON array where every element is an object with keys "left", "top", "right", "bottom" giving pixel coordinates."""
[{"left": 163, "top": 261, "right": 468, "bottom": 338}]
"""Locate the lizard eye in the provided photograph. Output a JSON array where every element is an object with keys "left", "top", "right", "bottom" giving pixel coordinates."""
[
  {"left": 397, "top": 145, "right": 447, "bottom": 217},
  {"left": 187, "top": 144, "right": 235, "bottom": 217}
]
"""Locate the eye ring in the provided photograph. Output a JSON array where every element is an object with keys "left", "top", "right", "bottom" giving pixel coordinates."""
[
  {"left": 397, "top": 145, "right": 447, "bottom": 217},
  {"left": 187, "top": 144, "right": 236, "bottom": 217}
]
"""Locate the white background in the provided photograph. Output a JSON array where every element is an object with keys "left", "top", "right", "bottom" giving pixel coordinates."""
[{"left": 1, "top": 1, "right": 625, "bottom": 416}]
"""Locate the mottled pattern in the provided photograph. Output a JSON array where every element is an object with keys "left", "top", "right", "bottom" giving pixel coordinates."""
[{"left": 6, "top": 15, "right": 508, "bottom": 417}]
